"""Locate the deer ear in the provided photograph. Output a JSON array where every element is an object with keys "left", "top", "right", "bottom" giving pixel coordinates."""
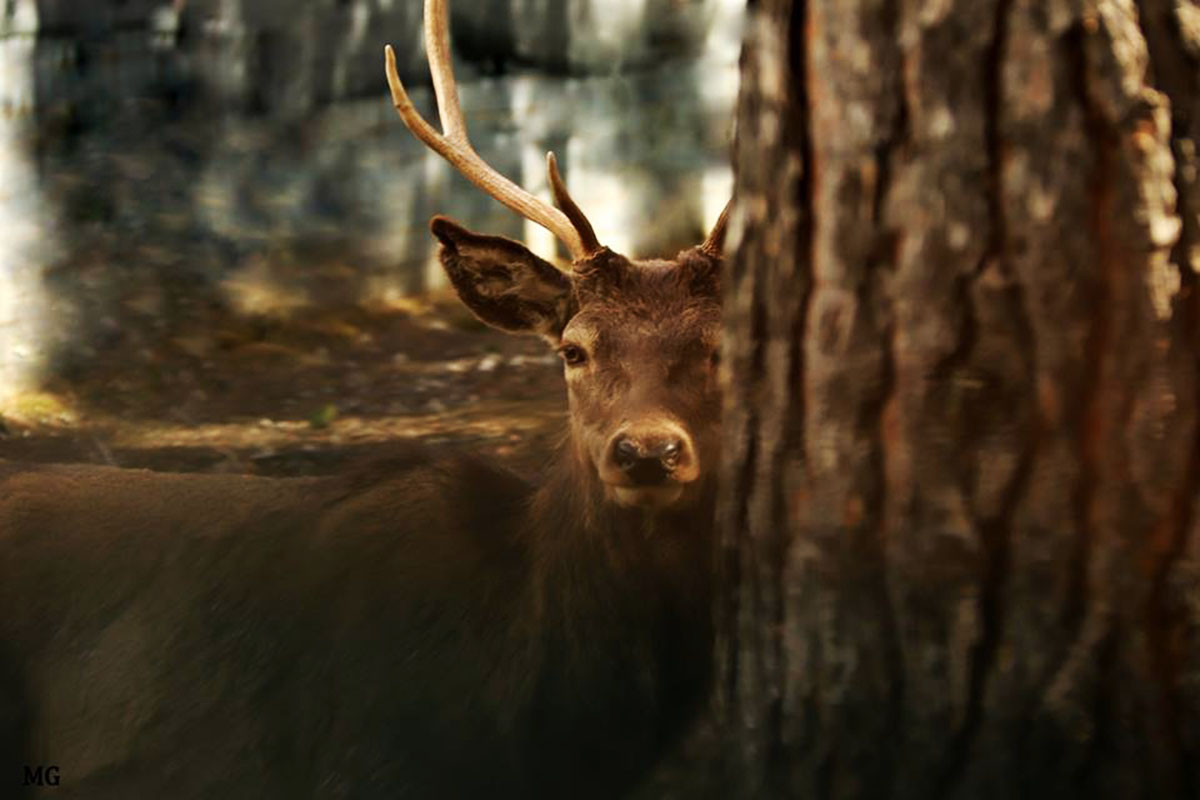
[{"left": 431, "top": 216, "right": 576, "bottom": 338}]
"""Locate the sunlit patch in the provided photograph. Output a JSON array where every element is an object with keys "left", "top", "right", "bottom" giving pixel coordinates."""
[
  {"left": 105, "top": 403, "right": 565, "bottom": 451},
  {"left": 220, "top": 256, "right": 310, "bottom": 319},
  {"left": 0, "top": 33, "right": 56, "bottom": 411},
  {"left": 2, "top": 390, "right": 77, "bottom": 427}
]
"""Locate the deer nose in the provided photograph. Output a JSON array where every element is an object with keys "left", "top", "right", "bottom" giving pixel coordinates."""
[{"left": 612, "top": 434, "right": 685, "bottom": 486}]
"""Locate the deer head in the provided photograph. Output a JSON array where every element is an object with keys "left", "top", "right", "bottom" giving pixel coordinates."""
[{"left": 385, "top": 0, "right": 729, "bottom": 511}]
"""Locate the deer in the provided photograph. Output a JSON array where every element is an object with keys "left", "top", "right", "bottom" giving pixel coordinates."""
[{"left": 0, "top": 0, "right": 730, "bottom": 796}]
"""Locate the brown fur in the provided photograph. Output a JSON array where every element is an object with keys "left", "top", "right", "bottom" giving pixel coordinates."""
[{"left": 0, "top": 221, "right": 724, "bottom": 798}]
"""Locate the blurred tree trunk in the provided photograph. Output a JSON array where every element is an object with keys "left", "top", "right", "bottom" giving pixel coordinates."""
[{"left": 716, "top": 0, "right": 1200, "bottom": 797}]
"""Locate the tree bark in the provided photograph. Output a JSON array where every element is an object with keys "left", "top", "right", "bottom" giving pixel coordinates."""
[{"left": 718, "top": 0, "right": 1200, "bottom": 797}]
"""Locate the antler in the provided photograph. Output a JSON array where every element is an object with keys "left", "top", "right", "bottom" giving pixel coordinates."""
[
  {"left": 384, "top": 0, "right": 601, "bottom": 262},
  {"left": 699, "top": 199, "right": 732, "bottom": 258}
]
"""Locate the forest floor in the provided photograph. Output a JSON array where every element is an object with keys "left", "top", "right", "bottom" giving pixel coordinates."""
[{"left": 0, "top": 291, "right": 567, "bottom": 479}]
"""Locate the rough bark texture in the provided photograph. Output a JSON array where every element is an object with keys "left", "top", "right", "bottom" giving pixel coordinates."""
[{"left": 718, "top": 0, "right": 1200, "bottom": 797}]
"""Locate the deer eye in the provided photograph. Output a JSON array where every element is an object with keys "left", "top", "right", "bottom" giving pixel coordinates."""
[
  {"left": 559, "top": 344, "right": 588, "bottom": 366},
  {"left": 709, "top": 348, "right": 721, "bottom": 368}
]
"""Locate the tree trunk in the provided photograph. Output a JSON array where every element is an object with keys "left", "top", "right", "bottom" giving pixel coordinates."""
[{"left": 718, "top": 0, "right": 1200, "bottom": 797}]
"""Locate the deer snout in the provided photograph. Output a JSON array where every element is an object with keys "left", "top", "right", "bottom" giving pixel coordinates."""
[{"left": 605, "top": 425, "right": 699, "bottom": 488}]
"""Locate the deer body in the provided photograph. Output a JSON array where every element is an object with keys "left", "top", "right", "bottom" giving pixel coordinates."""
[
  {"left": 1, "top": 444, "right": 712, "bottom": 798},
  {"left": 1, "top": 0, "right": 729, "bottom": 795}
]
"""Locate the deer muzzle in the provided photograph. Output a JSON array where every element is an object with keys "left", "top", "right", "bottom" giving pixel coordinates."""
[{"left": 601, "top": 421, "right": 700, "bottom": 509}]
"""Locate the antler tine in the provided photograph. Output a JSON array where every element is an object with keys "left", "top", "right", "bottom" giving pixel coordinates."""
[
  {"left": 422, "top": 0, "right": 467, "bottom": 142},
  {"left": 546, "top": 152, "right": 601, "bottom": 257},
  {"left": 699, "top": 199, "right": 732, "bottom": 258},
  {"left": 384, "top": 0, "right": 602, "bottom": 262}
]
